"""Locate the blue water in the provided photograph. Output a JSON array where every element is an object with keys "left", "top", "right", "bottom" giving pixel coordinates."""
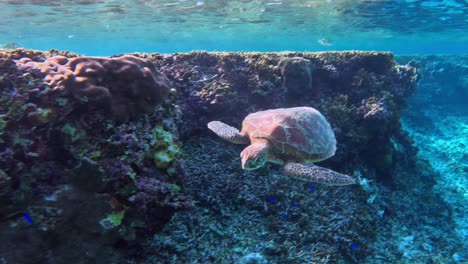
[
  {"left": 1, "top": 0, "right": 467, "bottom": 55},
  {"left": 1, "top": 1, "right": 467, "bottom": 263}
]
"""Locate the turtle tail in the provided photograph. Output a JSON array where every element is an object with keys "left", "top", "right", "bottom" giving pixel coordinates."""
[{"left": 284, "top": 162, "right": 356, "bottom": 186}]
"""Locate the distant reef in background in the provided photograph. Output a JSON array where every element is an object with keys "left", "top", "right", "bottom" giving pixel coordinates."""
[
  {"left": 0, "top": 49, "right": 464, "bottom": 263},
  {"left": 397, "top": 54, "right": 468, "bottom": 264}
]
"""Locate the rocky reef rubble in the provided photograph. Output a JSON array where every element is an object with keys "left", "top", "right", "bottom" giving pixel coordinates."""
[
  {"left": 0, "top": 49, "right": 461, "bottom": 263},
  {"left": 0, "top": 49, "right": 189, "bottom": 263}
]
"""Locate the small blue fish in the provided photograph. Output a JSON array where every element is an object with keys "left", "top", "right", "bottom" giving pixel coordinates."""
[
  {"left": 23, "top": 213, "right": 33, "bottom": 224},
  {"left": 282, "top": 214, "right": 289, "bottom": 220},
  {"left": 350, "top": 243, "right": 358, "bottom": 250},
  {"left": 308, "top": 185, "right": 316, "bottom": 191},
  {"left": 293, "top": 203, "right": 300, "bottom": 208},
  {"left": 267, "top": 197, "right": 277, "bottom": 203}
]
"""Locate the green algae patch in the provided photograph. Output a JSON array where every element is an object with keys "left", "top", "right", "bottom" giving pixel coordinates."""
[
  {"left": 60, "top": 123, "right": 86, "bottom": 143},
  {"left": 107, "top": 210, "right": 125, "bottom": 226},
  {"left": 170, "top": 183, "right": 181, "bottom": 193},
  {"left": 100, "top": 210, "right": 125, "bottom": 230},
  {"left": 150, "top": 125, "right": 181, "bottom": 169}
]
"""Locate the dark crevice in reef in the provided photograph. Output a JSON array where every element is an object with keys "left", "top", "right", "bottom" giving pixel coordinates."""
[{"left": 0, "top": 49, "right": 463, "bottom": 263}]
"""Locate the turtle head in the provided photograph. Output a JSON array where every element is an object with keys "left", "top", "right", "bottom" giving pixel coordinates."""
[{"left": 240, "top": 142, "right": 269, "bottom": 170}]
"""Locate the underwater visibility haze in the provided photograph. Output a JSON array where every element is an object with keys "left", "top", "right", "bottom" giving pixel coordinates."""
[
  {"left": 0, "top": 0, "right": 467, "bottom": 55},
  {"left": 0, "top": 1, "right": 467, "bottom": 263}
]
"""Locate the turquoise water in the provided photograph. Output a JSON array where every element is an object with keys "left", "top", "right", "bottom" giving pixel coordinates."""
[
  {"left": 1, "top": 0, "right": 467, "bottom": 55},
  {"left": 1, "top": 1, "right": 467, "bottom": 263}
]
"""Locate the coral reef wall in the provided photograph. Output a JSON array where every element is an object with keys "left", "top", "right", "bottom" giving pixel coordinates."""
[
  {"left": 0, "top": 50, "right": 189, "bottom": 263},
  {"left": 150, "top": 51, "right": 419, "bottom": 183},
  {"left": 0, "top": 49, "right": 462, "bottom": 263},
  {"left": 142, "top": 51, "right": 461, "bottom": 263}
]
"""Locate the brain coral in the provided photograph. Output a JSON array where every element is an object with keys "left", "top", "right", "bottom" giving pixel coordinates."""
[{"left": 15, "top": 55, "right": 170, "bottom": 122}]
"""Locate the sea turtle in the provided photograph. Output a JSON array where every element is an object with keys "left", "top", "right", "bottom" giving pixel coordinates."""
[{"left": 207, "top": 106, "right": 355, "bottom": 186}]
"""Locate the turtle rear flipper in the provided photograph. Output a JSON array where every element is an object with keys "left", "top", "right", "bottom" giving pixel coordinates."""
[
  {"left": 284, "top": 162, "right": 356, "bottom": 186},
  {"left": 208, "top": 121, "right": 249, "bottom": 144}
]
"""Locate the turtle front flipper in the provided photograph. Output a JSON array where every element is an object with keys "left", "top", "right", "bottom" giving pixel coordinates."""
[
  {"left": 208, "top": 121, "right": 249, "bottom": 144},
  {"left": 284, "top": 162, "right": 356, "bottom": 186}
]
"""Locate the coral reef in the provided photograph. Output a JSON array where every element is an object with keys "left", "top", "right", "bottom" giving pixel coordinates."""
[
  {"left": 277, "top": 57, "right": 313, "bottom": 101},
  {"left": 148, "top": 51, "right": 420, "bottom": 183},
  {"left": 0, "top": 49, "right": 188, "bottom": 263},
  {"left": 397, "top": 55, "right": 468, "bottom": 105},
  {"left": 139, "top": 51, "right": 461, "bottom": 264},
  {"left": 15, "top": 54, "right": 170, "bottom": 122},
  {"left": 141, "top": 137, "right": 375, "bottom": 263},
  {"left": 0, "top": 49, "right": 463, "bottom": 263}
]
